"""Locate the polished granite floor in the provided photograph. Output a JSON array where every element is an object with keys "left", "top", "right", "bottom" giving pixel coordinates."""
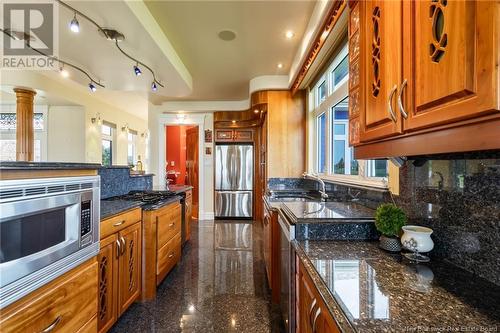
[{"left": 110, "top": 220, "right": 282, "bottom": 333}]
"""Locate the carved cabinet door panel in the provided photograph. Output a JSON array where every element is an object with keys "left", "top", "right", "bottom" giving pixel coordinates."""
[
  {"left": 97, "top": 234, "right": 119, "bottom": 333},
  {"left": 118, "top": 222, "right": 142, "bottom": 316},
  {"left": 403, "top": 0, "right": 500, "bottom": 131},
  {"left": 361, "top": 0, "right": 404, "bottom": 142}
]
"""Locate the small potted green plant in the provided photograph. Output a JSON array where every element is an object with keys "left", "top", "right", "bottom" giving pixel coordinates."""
[{"left": 375, "top": 203, "right": 407, "bottom": 252}]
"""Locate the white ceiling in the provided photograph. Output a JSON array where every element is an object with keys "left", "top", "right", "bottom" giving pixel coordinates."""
[{"left": 144, "top": 0, "right": 316, "bottom": 101}]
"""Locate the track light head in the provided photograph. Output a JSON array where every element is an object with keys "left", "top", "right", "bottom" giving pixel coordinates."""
[
  {"left": 151, "top": 81, "right": 158, "bottom": 92},
  {"left": 70, "top": 14, "right": 80, "bottom": 33},
  {"left": 134, "top": 65, "right": 142, "bottom": 76},
  {"left": 89, "top": 82, "right": 96, "bottom": 92}
]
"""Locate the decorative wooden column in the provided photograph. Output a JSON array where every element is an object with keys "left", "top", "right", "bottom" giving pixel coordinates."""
[{"left": 14, "top": 88, "right": 36, "bottom": 161}]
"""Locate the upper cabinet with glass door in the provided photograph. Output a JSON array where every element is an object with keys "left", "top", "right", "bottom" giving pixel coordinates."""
[{"left": 350, "top": 0, "right": 500, "bottom": 158}]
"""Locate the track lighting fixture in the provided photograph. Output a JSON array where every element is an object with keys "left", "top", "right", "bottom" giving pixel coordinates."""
[
  {"left": 1, "top": 29, "right": 105, "bottom": 93},
  {"left": 89, "top": 82, "right": 97, "bottom": 92},
  {"left": 69, "top": 13, "right": 80, "bottom": 33},
  {"left": 134, "top": 64, "right": 142, "bottom": 76},
  {"left": 56, "top": 0, "right": 165, "bottom": 92}
]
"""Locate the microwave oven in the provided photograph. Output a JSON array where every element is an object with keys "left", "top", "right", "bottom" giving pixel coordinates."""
[{"left": 0, "top": 176, "right": 100, "bottom": 308}]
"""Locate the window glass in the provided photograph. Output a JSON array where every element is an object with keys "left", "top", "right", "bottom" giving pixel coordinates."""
[
  {"left": 366, "top": 160, "right": 388, "bottom": 178},
  {"left": 317, "top": 113, "right": 327, "bottom": 173},
  {"left": 101, "top": 124, "right": 111, "bottom": 136},
  {"left": 127, "top": 132, "right": 136, "bottom": 166},
  {"left": 318, "top": 81, "right": 327, "bottom": 105},
  {"left": 351, "top": 150, "right": 359, "bottom": 175},
  {"left": 332, "top": 55, "right": 349, "bottom": 89},
  {"left": 334, "top": 124, "right": 345, "bottom": 135},
  {"left": 102, "top": 139, "right": 112, "bottom": 166},
  {"left": 333, "top": 140, "right": 345, "bottom": 174}
]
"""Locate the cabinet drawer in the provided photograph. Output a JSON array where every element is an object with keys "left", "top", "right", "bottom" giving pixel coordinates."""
[
  {"left": 77, "top": 315, "right": 97, "bottom": 333},
  {"left": 0, "top": 259, "right": 98, "bottom": 333},
  {"left": 101, "top": 208, "right": 142, "bottom": 240},
  {"left": 157, "top": 204, "right": 181, "bottom": 248},
  {"left": 156, "top": 232, "right": 181, "bottom": 284}
]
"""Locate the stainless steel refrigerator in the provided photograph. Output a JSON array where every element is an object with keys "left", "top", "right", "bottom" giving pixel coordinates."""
[{"left": 215, "top": 144, "right": 253, "bottom": 218}]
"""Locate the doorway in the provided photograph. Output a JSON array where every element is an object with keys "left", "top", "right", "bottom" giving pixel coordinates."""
[{"left": 165, "top": 125, "right": 199, "bottom": 220}]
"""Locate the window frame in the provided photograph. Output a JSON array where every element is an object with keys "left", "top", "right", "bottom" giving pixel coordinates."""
[
  {"left": 308, "top": 39, "right": 388, "bottom": 189},
  {"left": 101, "top": 121, "right": 116, "bottom": 166}
]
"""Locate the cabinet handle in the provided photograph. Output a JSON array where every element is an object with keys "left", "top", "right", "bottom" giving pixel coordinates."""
[
  {"left": 120, "top": 236, "right": 126, "bottom": 255},
  {"left": 308, "top": 299, "right": 317, "bottom": 328},
  {"left": 312, "top": 307, "right": 321, "bottom": 333},
  {"left": 168, "top": 253, "right": 174, "bottom": 258},
  {"left": 397, "top": 79, "right": 408, "bottom": 119},
  {"left": 113, "top": 220, "right": 125, "bottom": 227},
  {"left": 40, "top": 315, "right": 62, "bottom": 333},
  {"left": 169, "top": 223, "right": 175, "bottom": 227},
  {"left": 115, "top": 239, "right": 121, "bottom": 258},
  {"left": 387, "top": 84, "right": 398, "bottom": 122}
]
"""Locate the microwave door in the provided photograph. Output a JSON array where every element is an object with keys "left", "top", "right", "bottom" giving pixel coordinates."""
[{"left": 0, "top": 193, "right": 81, "bottom": 288}]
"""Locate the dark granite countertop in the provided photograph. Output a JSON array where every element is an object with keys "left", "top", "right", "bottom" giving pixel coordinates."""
[
  {"left": 101, "top": 199, "right": 142, "bottom": 220},
  {"left": 294, "top": 240, "right": 500, "bottom": 333},
  {"left": 0, "top": 161, "right": 102, "bottom": 170},
  {"left": 282, "top": 201, "right": 375, "bottom": 223},
  {"left": 100, "top": 196, "right": 181, "bottom": 220}
]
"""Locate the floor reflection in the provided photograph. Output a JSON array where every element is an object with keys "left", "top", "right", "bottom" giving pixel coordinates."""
[{"left": 110, "top": 220, "right": 281, "bottom": 333}]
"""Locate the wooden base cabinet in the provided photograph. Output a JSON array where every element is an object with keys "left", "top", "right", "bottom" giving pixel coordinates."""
[
  {"left": 142, "top": 201, "right": 182, "bottom": 301},
  {"left": 351, "top": 0, "right": 500, "bottom": 158},
  {"left": 0, "top": 258, "right": 98, "bottom": 333},
  {"left": 296, "top": 259, "right": 340, "bottom": 333},
  {"left": 97, "top": 208, "right": 142, "bottom": 333}
]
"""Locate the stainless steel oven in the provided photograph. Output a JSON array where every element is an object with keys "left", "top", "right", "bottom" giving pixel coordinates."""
[{"left": 0, "top": 176, "right": 100, "bottom": 308}]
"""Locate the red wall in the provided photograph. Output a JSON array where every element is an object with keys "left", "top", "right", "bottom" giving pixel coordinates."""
[{"left": 166, "top": 126, "right": 187, "bottom": 184}]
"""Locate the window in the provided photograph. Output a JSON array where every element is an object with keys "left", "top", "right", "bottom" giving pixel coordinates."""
[
  {"left": 309, "top": 39, "right": 387, "bottom": 187},
  {"left": 127, "top": 130, "right": 137, "bottom": 166},
  {"left": 101, "top": 122, "right": 116, "bottom": 166},
  {"left": 0, "top": 106, "right": 47, "bottom": 161}
]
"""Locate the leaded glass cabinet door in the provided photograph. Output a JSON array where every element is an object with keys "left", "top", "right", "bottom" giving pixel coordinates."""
[
  {"left": 360, "top": 0, "right": 403, "bottom": 142},
  {"left": 403, "top": 0, "right": 500, "bottom": 131}
]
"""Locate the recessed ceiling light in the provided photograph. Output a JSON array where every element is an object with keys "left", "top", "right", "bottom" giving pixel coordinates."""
[
  {"left": 60, "top": 68, "right": 69, "bottom": 78},
  {"left": 285, "top": 30, "right": 294, "bottom": 39},
  {"left": 232, "top": 120, "right": 236, "bottom": 124},
  {"left": 277, "top": 63, "right": 283, "bottom": 69},
  {"left": 218, "top": 30, "right": 237, "bottom": 41}
]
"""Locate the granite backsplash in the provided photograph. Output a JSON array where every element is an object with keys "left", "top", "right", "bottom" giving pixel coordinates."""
[
  {"left": 269, "top": 157, "right": 500, "bottom": 286},
  {"left": 99, "top": 167, "right": 153, "bottom": 199}
]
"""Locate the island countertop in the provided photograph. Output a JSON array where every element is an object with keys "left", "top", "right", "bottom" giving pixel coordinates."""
[{"left": 294, "top": 240, "right": 500, "bottom": 333}]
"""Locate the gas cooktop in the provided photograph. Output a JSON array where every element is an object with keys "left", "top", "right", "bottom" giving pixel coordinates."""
[{"left": 116, "top": 190, "right": 177, "bottom": 204}]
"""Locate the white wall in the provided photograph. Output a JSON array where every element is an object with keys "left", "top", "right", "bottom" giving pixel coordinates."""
[{"left": 47, "top": 106, "right": 85, "bottom": 162}]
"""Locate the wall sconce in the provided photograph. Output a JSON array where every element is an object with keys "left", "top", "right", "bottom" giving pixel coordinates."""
[
  {"left": 121, "top": 123, "right": 129, "bottom": 133},
  {"left": 91, "top": 112, "right": 102, "bottom": 125},
  {"left": 141, "top": 129, "right": 150, "bottom": 139}
]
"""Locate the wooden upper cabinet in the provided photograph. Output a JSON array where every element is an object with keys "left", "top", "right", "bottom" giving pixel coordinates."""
[
  {"left": 215, "top": 129, "right": 253, "bottom": 142},
  {"left": 403, "top": 0, "right": 500, "bottom": 131},
  {"left": 361, "top": 0, "right": 403, "bottom": 142},
  {"left": 215, "top": 129, "right": 234, "bottom": 142}
]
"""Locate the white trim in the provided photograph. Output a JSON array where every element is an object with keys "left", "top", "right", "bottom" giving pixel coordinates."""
[
  {"left": 157, "top": 113, "right": 207, "bottom": 220},
  {"left": 200, "top": 212, "right": 215, "bottom": 221}
]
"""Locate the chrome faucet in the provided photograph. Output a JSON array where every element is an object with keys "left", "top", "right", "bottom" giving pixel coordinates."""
[{"left": 302, "top": 172, "right": 329, "bottom": 201}]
